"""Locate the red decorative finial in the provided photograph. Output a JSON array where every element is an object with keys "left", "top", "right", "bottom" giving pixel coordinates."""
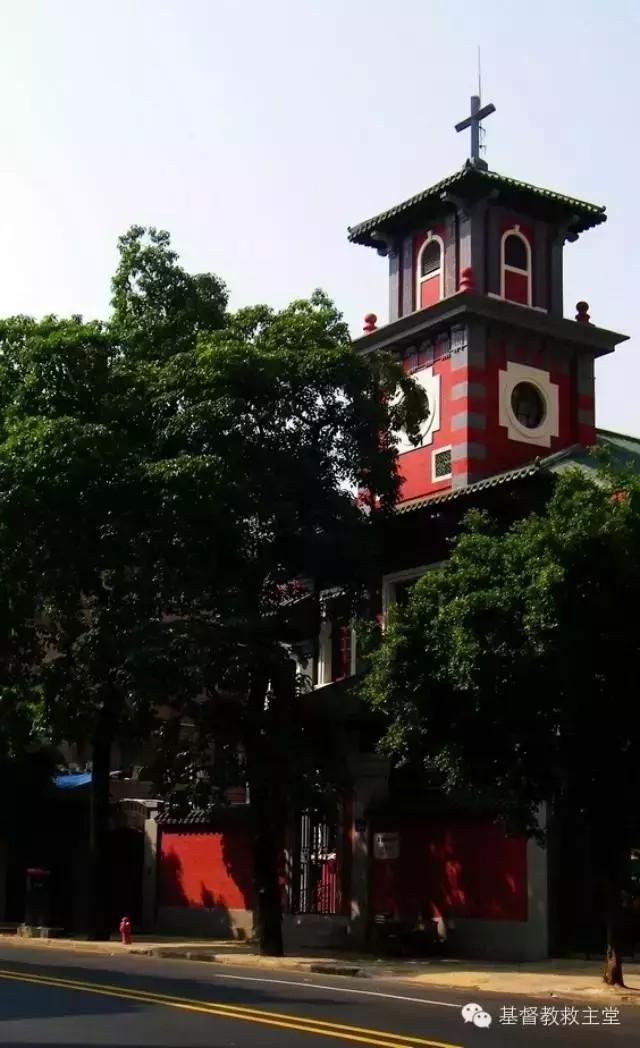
[
  {"left": 459, "top": 267, "right": 475, "bottom": 292},
  {"left": 575, "top": 301, "right": 590, "bottom": 324},
  {"left": 363, "top": 313, "right": 377, "bottom": 333}
]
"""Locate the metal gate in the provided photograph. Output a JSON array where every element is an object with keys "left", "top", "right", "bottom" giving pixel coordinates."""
[{"left": 291, "top": 809, "right": 339, "bottom": 915}]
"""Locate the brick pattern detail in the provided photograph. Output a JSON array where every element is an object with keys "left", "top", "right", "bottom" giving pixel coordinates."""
[
  {"left": 450, "top": 364, "right": 489, "bottom": 486},
  {"left": 396, "top": 327, "right": 599, "bottom": 503}
]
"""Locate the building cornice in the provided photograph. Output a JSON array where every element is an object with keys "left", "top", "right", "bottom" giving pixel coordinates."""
[{"left": 352, "top": 292, "right": 628, "bottom": 359}]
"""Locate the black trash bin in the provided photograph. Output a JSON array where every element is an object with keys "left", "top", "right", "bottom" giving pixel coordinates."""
[{"left": 24, "top": 868, "right": 52, "bottom": 928}]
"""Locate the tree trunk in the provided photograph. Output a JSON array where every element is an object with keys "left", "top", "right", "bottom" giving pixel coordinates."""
[
  {"left": 245, "top": 661, "right": 287, "bottom": 957},
  {"left": 604, "top": 944, "right": 624, "bottom": 987},
  {"left": 250, "top": 803, "right": 284, "bottom": 956},
  {"left": 586, "top": 806, "right": 630, "bottom": 989},
  {"left": 603, "top": 879, "right": 625, "bottom": 987},
  {"left": 87, "top": 730, "right": 112, "bottom": 940}
]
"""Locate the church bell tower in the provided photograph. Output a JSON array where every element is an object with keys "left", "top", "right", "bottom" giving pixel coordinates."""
[{"left": 348, "top": 96, "right": 628, "bottom": 504}]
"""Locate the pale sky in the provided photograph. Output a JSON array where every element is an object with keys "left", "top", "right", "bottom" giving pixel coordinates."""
[{"left": 0, "top": 1, "right": 638, "bottom": 433}]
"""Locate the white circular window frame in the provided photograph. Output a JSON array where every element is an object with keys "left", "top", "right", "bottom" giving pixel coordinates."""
[
  {"left": 394, "top": 365, "right": 441, "bottom": 454},
  {"left": 498, "top": 361, "right": 559, "bottom": 448}
]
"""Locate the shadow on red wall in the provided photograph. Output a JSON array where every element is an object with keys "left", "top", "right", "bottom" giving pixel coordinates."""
[
  {"left": 158, "top": 824, "right": 256, "bottom": 933},
  {"left": 372, "top": 818, "right": 527, "bottom": 923}
]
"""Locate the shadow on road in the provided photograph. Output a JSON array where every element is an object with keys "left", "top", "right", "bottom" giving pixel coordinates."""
[
  {"left": 0, "top": 952, "right": 348, "bottom": 1024},
  {"left": 0, "top": 977, "right": 144, "bottom": 1024}
]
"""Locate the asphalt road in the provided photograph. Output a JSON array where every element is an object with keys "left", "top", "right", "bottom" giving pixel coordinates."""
[{"left": 0, "top": 942, "right": 639, "bottom": 1047}]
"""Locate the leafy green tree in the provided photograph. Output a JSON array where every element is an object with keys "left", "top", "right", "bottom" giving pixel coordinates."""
[
  {"left": 142, "top": 291, "right": 428, "bottom": 954},
  {"left": 0, "top": 222, "right": 229, "bottom": 938},
  {"left": 110, "top": 226, "right": 228, "bottom": 358},
  {"left": 0, "top": 313, "right": 157, "bottom": 936},
  {"left": 0, "top": 230, "right": 427, "bottom": 952},
  {"left": 363, "top": 463, "right": 640, "bottom": 986}
]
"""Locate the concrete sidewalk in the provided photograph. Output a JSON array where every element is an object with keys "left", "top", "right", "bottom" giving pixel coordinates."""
[{"left": 3, "top": 933, "right": 640, "bottom": 1004}]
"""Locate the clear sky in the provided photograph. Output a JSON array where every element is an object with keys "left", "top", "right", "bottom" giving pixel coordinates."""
[{"left": 0, "top": 0, "right": 638, "bottom": 433}]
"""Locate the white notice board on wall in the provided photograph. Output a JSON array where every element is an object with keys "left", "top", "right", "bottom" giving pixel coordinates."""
[{"left": 373, "top": 832, "right": 399, "bottom": 860}]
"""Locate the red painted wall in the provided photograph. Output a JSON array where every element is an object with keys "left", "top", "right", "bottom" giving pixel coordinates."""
[
  {"left": 420, "top": 274, "right": 441, "bottom": 309},
  {"left": 481, "top": 340, "right": 586, "bottom": 476},
  {"left": 504, "top": 269, "right": 529, "bottom": 305},
  {"left": 159, "top": 828, "right": 255, "bottom": 910},
  {"left": 397, "top": 345, "right": 455, "bottom": 502},
  {"left": 395, "top": 333, "right": 596, "bottom": 500},
  {"left": 372, "top": 818, "right": 527, "bottom": 922}
]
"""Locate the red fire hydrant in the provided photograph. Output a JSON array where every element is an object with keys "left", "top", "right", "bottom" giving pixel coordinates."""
[{"left": 119, "top": 915, "right": 132, "bottom": 945}]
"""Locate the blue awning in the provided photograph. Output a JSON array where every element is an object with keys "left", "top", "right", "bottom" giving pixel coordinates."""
[{"left": 53, "top": 772, "right": 92, "bottom": 789}]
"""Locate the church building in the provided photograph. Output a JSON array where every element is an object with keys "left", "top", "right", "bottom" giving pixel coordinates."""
[
  {"left": 142, "top": 96, "right": 639, "bottom": 959},
  {"left": 3, "top": 96, "right": 637, "bottom": 961},
  {"left": 350, "top": 96, "right": 626, "bottom": 501},
  {"left": 321, "top": 94, "right": 637, "bottom": 959},
  {"left": 151, "top": 96, "right": 638, "bottom": 960}
]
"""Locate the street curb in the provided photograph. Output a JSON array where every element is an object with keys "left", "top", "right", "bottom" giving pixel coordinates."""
[
  {"left": 130, "top": 948, "right": 363, "bottom": 977},
  {"left": 0, "top": 934, "right": 482, "bottom": 980},
  {"left": 2, "top": 936, "right": 639, "bottom": 1004},
  {"left": 308, "top": 964, "right": 363, "bottom": 977},
  {"left": 1, "top": 937, "right": 365, "bottom": 979}
]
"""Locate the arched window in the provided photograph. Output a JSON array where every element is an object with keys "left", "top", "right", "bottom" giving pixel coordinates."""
[
  {"left": 416, "top": 234, "right": 444, "bottom": 309},
  {"left": 500, "top": 227, "right": 532, "bottom": 306}
]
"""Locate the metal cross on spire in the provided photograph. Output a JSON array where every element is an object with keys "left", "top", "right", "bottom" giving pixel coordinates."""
[{"left": 455, "top": 94, "right": 496, "bottom": 169}]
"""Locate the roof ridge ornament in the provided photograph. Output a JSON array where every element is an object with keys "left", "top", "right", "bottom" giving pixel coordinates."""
[{"left": 455, "top": 94, "right": 496, "bottom": 170}]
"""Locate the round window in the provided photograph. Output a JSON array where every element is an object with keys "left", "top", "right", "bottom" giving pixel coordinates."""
[{"left": 510, "top": 382, "right": 546, "bottom": 429}]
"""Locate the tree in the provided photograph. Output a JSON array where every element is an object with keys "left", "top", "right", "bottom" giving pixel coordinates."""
[
  {"left": 110, "top": 226, "right": 228, "bottom": 358},
  {"left": 0, "top": 228, "right": 229, "bottom": 938},
  {"left": 362, "top": 462, "right": 640, "bottom": 986},
  {"left": 142, "top": 291, "right": 428, "bottom": 954},
  {"left": 0, "top": 231, "right": 427, "bottom": 951},
  {"left": 0, "top": 313, "right": 156, "bottom": 936}
]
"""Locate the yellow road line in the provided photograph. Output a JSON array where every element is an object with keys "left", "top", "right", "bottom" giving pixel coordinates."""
[{"left": 0, "top": 968, "right": 461, "bottom": 1048}]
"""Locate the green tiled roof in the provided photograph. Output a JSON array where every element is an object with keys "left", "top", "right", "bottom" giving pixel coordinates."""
[
  {"left": 395, "top": 431, "right": 640, "bottom": 515},
  {"left": 395, "top": 458, "right": 548, "bottom": 514},
  {"left": 554, "top": 429, "right": 640, "bottom": 474},
  {"left": 348, "top": 163, "right": 606, "bottom": 248}
]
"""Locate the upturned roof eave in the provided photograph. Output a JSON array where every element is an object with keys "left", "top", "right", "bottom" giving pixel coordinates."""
[{"left": 348, "top": 165, "right": 606, "bottom": 247}]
